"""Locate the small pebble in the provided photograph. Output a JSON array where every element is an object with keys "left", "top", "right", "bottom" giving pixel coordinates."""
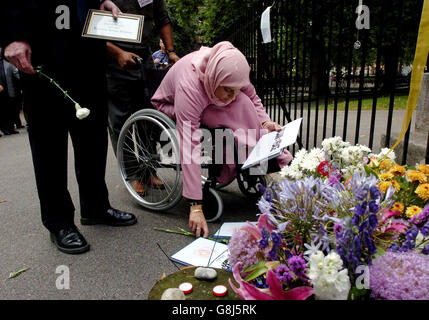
[
  {"left": 194, "top": 267, "right": 218, "bottom": 281},
  {"left": 161, "top": 288, "right": 186, "bottom": 300}
]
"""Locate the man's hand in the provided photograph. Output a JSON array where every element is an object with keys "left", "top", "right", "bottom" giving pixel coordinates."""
[
  {"left": 118, "top": 51, "right": 142, "bottom": 69},
  {"left": 0, "top": 85, "right": 4, "bottom": 93},
  {"left": 100, "top": 0, "right": 122, "bottom": 19},
  {"left": 262, "top": 121, "right": 282, "bottom": 132},
  {"left": 189, "top": 205, "right": 209, "bottom": 238},
  {"left": 4, "top": 41, "right": 35, "bottom": 74},
  {"left": 167, "top": 52, "right": 180, "bottom": 65}
]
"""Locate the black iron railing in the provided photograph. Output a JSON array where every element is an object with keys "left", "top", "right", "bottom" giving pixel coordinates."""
[{"left": 216, "top": 0, "right": 426, "bottom": 165}]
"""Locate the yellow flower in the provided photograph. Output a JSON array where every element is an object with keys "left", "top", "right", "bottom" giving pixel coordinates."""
[
  {"left": 378, "top": 181, "right": 392, "bottom": 193},
  {"left": 417, "top": 164, "right": 429, "bottom": 175},
  {"left": 406, "top": 205, "right": 422, "bottom": 219},
  {"left": 379, "top": 159, "right": 393, "bottom": 171},
  {"left": 406, "top": 170, "right": 427, "bottom": 183},
  {"left": 415, "top": 183, "right": 429, "bottom": 200},
  {"left": 379, "top": 172, "right": 394, "bottom": 180},
  {"left": 390, "top": 180, "right": 401, "bottom": 192},
  {"left": 392, "top": 202, "right": 404, "bottom": 213},
  {"left": 389, "top": 164, "right": 406, "bottom": 176}
]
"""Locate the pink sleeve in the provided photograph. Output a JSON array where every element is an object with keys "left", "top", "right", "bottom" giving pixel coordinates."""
[
  {"left": 241, "top": 84, "right": 271, "bottom": 125},
  {"left": 174, "top": 86, "right": 207, "bottom": 201}
]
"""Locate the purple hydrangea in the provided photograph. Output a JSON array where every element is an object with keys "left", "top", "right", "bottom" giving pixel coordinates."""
[
  {"left": 228, "top": 229, "right": 262, "bottom": 273},
  {"left": 370, "top": 251, "right": 429, "bottom": 300}
]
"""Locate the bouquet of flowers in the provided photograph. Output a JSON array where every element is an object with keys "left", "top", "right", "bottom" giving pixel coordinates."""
[
  {"left": 227, "top": 138, "right": 429, "bottom": 300},
  {"left": 367, "top": 159, "right": 429, "bottom": 221}
]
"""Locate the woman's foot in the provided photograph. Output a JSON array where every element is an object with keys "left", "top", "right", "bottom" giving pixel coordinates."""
[
  {"left": 149, "top": 175, "right": 165, "bottom": 189},
  {"left": 130, "top": 180, "right": 145, "bottom": 194}
]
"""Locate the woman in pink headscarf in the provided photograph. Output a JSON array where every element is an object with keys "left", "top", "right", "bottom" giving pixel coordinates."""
[{"left": 151, "top": 41, "right": 292, "bottom": 238}]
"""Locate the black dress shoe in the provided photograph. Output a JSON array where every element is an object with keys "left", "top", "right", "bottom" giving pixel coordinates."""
[
  {"left": 50, "top": 227, "right": 90, "bottom": 254},
  {"left": 80, "top": 208, "right": 137, "bottom": 226},
  {"left": 10, "top": 129, "right": 19, "bottom": 134}
]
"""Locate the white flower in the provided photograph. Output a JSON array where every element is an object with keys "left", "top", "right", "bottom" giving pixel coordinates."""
[
  {"left": 375, "top": 147, "right": 396, "bottom": 161},
  {"left": 308, "top": 250, "right": 351, "bottom": 300},
  {"left": 75, "top": 103, "right": 90, "bottom": 120}
]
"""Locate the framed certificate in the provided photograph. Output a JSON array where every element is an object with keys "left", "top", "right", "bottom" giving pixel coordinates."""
[{"left": 82, "top": 9, "right": 144, "bottom": 43}]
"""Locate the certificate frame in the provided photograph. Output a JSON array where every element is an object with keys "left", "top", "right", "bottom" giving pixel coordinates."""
[{"left": 82, "top": 9, "right": 144, "bottom": 43}]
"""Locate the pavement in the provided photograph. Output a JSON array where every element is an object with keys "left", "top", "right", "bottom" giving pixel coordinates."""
[{"left": 0, "top": 127, "right": 260, "bottom": 300}]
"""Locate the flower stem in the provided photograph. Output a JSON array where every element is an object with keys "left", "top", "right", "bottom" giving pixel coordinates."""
[{"left": 36, "top": 69, "right": 78, "bottom": 105}]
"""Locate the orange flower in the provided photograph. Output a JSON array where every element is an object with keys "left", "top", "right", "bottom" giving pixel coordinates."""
[
  {"left": 390, "top": 180, "right": 401, "bottom": 192},
  {"left": 379, "top": 172, "right": 394, "bottom": 180},
  {"left": 406, "top": 206, "right": 422, "bottom": 219},
  {"left": 389, "top": 164, "right": 406, "bottom": 176},
  {"left": 379, "top": 159, "right": 393, "bottom": 171},
  {"left": 415, "top": 183, "right": 429, "bottom": 200},
  {"left": 417, "top": 164, "right": 429, "bottom": 175},
  {"left": 378, "top": 181, "right": 392, "bottom": 193},
  {"left": 407, "top": 170, "right": 427, "bottom": 183}
]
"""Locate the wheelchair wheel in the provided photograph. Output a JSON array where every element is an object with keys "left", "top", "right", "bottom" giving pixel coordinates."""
[
  {"left": 236, "top": 169, "right": 267, "bottom": 200},
  {"left": 117, "top": 109, "right": 182, "bottom": 211},
  {"left": 201, "top": 166, "right": 234, "bottom": 190},
  {"left": 203, "top": 187, "right": 224, "bottom": 223}
]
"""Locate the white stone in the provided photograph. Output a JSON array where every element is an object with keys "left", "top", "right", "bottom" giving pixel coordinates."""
[
  {"left": 161, "top": 288, "right": 186, "bottom": 300},
  {"left": 194, "top": 267, "right": 217, "bottom": 280}
]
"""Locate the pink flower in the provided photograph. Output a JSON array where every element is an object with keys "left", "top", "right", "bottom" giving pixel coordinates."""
[{"left": 228, "top": 263, "right": 314, "bottom": 300}]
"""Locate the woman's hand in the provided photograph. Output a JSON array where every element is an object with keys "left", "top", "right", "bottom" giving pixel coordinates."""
[
  {"left": 262, "top": 121, "right": 282, "bottom": 132},
  {"left": 189, "top": 204, "right": 209, "bottom": 238}
]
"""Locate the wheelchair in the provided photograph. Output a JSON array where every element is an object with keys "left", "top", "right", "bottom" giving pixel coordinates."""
[{"left": 116, "top": 108, "right": 269, "bottom": 222}]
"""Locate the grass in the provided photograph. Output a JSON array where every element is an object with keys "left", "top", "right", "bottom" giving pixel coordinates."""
[
  {"left": 268, "top": 94, "right": 409, "bottom": 111},
  {"left": 324, "top": 94, "right": 408, "bottom": 111}
]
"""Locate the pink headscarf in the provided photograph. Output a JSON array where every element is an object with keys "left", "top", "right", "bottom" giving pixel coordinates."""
[{"left": 191, "top": 41, "right": 251, "bottom": 107}]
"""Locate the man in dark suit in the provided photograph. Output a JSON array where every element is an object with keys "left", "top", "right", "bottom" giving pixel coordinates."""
[{"left": 1, "top": 0, "right": 137, "bottom": 254}]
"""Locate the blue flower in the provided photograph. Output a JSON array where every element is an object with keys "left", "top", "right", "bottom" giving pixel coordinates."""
[
  {"left": 368, "top": 200, "right": 379, "bottom": 213},
  {"left": 369, "top": 185, "right": 380, "bottom": 200}
]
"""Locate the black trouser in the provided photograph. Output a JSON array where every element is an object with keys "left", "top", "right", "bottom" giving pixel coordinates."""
[
  {"left": 10, "top": 96, "right": 23, "bottom": 127},
  {"left": 22, "top": 73, "right": 111, "bottom": 233},
  {"left": 0, "top": 94, "right": 15, "bottom": 133}
]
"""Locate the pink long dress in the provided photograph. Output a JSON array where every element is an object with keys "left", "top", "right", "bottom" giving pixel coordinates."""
[{"left": 151, "top": 52, "right": 292, "bottom": 200}]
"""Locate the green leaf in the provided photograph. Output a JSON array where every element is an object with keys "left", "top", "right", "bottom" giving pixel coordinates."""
[
  {"left": 243, "top": 260, "right": 268, "bottom": 273},
  {"left": 244, "top": 267, "right": 268, "bottom": 282},
  {"left": 8, "top": 267, "right": 29, "bottom": 279}
]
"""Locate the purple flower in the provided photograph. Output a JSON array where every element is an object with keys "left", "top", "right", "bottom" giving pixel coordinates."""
[
  {"left": 287, "top": 255, "right": 307, "bottom": 280},
  {"left": 422, "top": 243, "right": 429, "bottom": 255},
  {"left": 334, "top": 223, "right": 343, "bottom": 236},
  {"left": 352, "top": 214, "right": 360, "bottom": 226},
  {"left": 228, "top": 229, "right": 262, "bottom": 273},
  {"left": 421, "top": 222, "right": 429, "bottom": 237},
  {"left": 259, "top": 227, "right": 270, "bottom": 250},
  {"left": 410, "top": 204, "right": 429, "bottom": 227},
  {"left": 354, "top": 201, "right": 367, "bottom": 217},
  {"left": 369, "top": 185, "right": 380, "bottom": 200},
  {"left": 368, "top": 200, "right": 378, "bottom": 213},
  {"left": 370, "top": 251, "right": 429, "bottom": 300},
  {"left": 368, "top": 214, "right": 378, "bottom": 231},
  {"left": 275, "top": 264, "right": 295, "bottom": 284}
]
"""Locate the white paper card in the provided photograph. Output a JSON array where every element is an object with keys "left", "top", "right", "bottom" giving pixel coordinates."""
[
  {"left": 242, "top": 118, "right": 302, "bottom": 170},
  {"left": 170, "top": 238, "right": 229, "bottom": 269},
  {"left": 260, "top": 6, "right": 272, "bottom": 43},
  {"left": 212, "top": 222, "right": 257, "bottom": 239}
]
